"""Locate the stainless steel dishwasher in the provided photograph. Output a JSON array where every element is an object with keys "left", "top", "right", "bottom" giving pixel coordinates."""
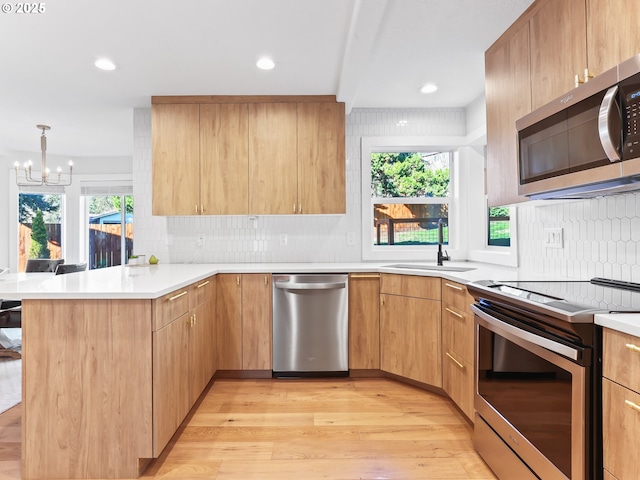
[{"left": 272, "top": 273, "right": 348, "bottom": 377}]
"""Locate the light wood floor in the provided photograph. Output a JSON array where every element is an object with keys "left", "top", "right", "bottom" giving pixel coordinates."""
[{"left": 0, "top": 378, "right": 495, "bottom": 480}]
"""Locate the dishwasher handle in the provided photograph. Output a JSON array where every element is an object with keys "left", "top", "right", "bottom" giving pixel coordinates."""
[{"left": 274, "top": 280, "right": 346, "bottom": 291}]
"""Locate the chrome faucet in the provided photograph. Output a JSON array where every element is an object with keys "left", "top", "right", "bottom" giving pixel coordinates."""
[{"left": 437, "top": 219, "right": 450, "bottom": 266}]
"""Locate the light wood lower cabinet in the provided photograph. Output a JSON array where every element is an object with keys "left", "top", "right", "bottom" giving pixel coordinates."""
[
  {"left": 348, "top": 273, "right": 380, "bottom": 369},
  {"left": 153, "top": 312, "right": 190, "bottom": 456},
  {"left": 380, "top": 274, "right": 442, "bottom": 387},
  {"left": 242, "top": 274, "right": 272, "bottom": 370},
  {"left": 441, "top": 279, "right": 475, "bottom": 421},
  {"left": 153, "top": 277, "right": 215, "bottom": 456},
  {"left": 22, "top": 299, "right": 154, "bottom": 479},
  {"left": 216, "top": 273, "right": 273, "bottom": 371},
  {"left": 602, "top": 327, "right": 640, "bottom": 480}
]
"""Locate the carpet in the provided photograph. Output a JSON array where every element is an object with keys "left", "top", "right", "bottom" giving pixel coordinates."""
[{"left": 0, "top": 357, "right": 21, "bottom": 414}]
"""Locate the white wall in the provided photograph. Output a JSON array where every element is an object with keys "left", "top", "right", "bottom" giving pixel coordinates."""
[{"left": 133, "top": 106, "right": 487, "bottom": 264}]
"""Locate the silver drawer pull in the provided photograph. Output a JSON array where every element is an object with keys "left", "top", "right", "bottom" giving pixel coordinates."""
[
  {"left": 444, "top": 282, "right": 463, "bottom": 291},
  {"left": 445, "top": 307, "right": 464, "bottom": 319},
  {"left": 197, "top": 280, "right": 210, "bottom": 289},
  {"left": 169, "top": 291, "right": 188, "bottom": 301},
  {"left": 625, "top": 343, "right": 640, "bottom": 353},
  {"left": 625, "top": 400, "right": 640, "bottom": 412},
  {"left": 445, "top": 352, "right": 465, "bottom": 369}
]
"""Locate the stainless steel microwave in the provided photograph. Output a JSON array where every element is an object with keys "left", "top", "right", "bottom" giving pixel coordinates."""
[{"left": 516, "top": 54, "right": 640, "bottom": 200}]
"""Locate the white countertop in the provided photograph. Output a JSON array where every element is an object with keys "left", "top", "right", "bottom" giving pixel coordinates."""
[
  {"left": 596, "top": 313, "right": 640, "bottom": 338},
  {"left": 0, "top": 261, "right": 567, "bottom": 300}
]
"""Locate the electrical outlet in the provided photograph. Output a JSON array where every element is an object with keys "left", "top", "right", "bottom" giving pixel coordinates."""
[
  {"left": 544, "top": 227, "right": 563, "bottom": 249},
  {"left": 347, "top": 231, "right": 356, "bottom": 246},
  {"left": 279, "top": 233, "right": 288, "bottom": 246}
]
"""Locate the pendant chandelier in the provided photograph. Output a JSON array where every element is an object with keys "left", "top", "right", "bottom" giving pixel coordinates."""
[{"left": 14, "top": 125, "right": 73, "bottom": 186}]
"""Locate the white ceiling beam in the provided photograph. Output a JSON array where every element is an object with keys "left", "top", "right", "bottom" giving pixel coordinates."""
[{"left": 336, "top": 0, "right": 390, "bottom": 113}]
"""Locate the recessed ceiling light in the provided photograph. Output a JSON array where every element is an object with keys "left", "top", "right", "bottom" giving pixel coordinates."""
[
  {"left": 420, "top": 83, "right": 438, "bottom": 94},
  {"left": 256, "top": 57, "right": 275, "bottom": 70},
  {"left": 94, "top": 58, "right": 116, "bottom": 71}
]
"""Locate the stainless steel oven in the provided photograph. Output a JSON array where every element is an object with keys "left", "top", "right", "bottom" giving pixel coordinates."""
[{"left": 466, "top": 279, "right": 624, "bottom": 480}]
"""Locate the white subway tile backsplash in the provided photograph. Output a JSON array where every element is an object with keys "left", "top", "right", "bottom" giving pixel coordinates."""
[{"left": 518, "top": 190, "right": 640, "bottom": 282}]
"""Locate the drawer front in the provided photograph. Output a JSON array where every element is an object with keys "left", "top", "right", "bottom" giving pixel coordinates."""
[
  {"left": 442, "top": 304, "right": 474, "bottom": 363},
  {"left": 380, "top": 273, "right": 440, "bottom": 300},
  {"left": 153, "top": 287, "right": 190, "bottom": 331},
  {"left": 190, "top": 277, "right": 213, "bottom": 309},
  {"left": 441, "top": 279, "right": 472, "bottom": 311},
  {"left": 442, "top": 348, "right": 474, "bottom": 421},
  {"left": 603, "top": 328, "right": 640, "bottom": 394},
  {"left": 603, "top": 378, "right": 640, "bottom": 480}
]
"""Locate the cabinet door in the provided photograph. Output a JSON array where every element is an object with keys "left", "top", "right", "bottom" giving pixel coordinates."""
[
  {"left": 216, "top": 274, "right": 243, "bottom": 369},
  {"left": 297, "top": 102, "right": 346, "bottom": 214},
  {"left": 189, "top": 300, "right": 214, "bottom": 406},
  {"left": 348, "top": 273, "right": 380, "bottom": 369},
  {"left": 248, "top": 103, "right": 298, "bottom": 214},
  {"left": 200, "top": 103, "right": 249, "bottom": 215},
  {"left": 153, "top": 315, "right": 189, "bottom": 456},
  {"left": 529, "top": 0, "right": 587, "bottom": 109},
  {"left": 603, "top": 378, "right": 640, "bottom": 480},
  {"left": 242, "top": 274, "right": 272, "bottom": 370},
  {"left": 587, "top": 0, "right": 640, "bottom": 75},
  {"left": 152, "top": 104, "right": 201, "bottom": 215},
  {"left": 380, "top": 294, "right": 441, "bottom": 386},
  {"left": 485, "top": 21, "right": 531, "bottom": 207}
]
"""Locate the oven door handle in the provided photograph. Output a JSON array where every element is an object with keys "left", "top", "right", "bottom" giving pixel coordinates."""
[{"left": 471, "top": 304, "right": 579, "bottom": 361}]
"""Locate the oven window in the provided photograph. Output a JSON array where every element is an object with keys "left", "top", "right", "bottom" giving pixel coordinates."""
[{"left": 478, "top": 325, "right": 573, "bottom": 478}]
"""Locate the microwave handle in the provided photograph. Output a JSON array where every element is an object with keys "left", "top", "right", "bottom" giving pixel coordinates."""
[{"left": 598, "top": 85, "right": 621, "bottom": 162}]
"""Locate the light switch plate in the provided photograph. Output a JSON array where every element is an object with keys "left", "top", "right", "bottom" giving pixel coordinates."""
[{"left": 544, "top": 227, "right": 563, "bottom": 249}]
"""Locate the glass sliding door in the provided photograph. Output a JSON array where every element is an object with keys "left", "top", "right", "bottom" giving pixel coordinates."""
[
  {"left": 87, "top": 195, "right": 133, "bottom": 269},
  {"left": 17, "top": 193, "right": 63, "bottom": 272}
]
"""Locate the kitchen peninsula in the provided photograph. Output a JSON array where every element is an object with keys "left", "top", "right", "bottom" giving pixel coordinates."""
[{"left": 2, "top": 262, "right": 556, "bottom": 479}]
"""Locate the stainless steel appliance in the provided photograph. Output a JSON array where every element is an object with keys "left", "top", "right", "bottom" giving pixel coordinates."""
[
  {"left": 272, "top": 273, "right": 348, "bottom": 376},
  {"left": 516, "top": 54, "right": 640, "bottom": 199},
  {"left": 468, "top": 278, "right": 640, "bottom": 480}
]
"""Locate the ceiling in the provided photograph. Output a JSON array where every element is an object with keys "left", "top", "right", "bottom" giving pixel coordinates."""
[{"left": 0, "top": 0, "right": 534, "bottom": 159}]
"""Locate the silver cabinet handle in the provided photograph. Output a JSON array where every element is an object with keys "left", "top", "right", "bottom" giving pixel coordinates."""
[
  {"left": 275, "top": 281, "right": 346, "bottom": 290},
  {"left": 598, "top": 85, "right": 621, "bottom": 162}
]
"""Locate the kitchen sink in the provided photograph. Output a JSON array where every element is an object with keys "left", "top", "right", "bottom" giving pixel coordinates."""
[{"left": 383, "top": 263, "right": 476, "bottom": 272}]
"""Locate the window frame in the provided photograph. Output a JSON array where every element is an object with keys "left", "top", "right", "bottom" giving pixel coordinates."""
[{"left": 361, "top": 136, "right": 465, "bottom": 262}]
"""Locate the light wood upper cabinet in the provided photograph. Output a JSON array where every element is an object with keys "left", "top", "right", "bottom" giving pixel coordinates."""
[
  {"left": 297, "top": 102, "right": 346, "bottom": 214},
  {"left": 152, "top": 96, "right": 345, "bottom": 216},
  {"left": 152, "top": 104, "right": 201, "bottom": 215},
  {"left": 200, "top": 104, "right": 249, "bottom": 215},
  {"left": 529, "top": 0, "right": 587, "bottom": 110},
  {"left": 586, "top": 0, "right": 640, "bottom": 75},
  {"left": 485, "top": 21, "right": 531, "bottom": 207},
  {"left": 248, "top": 103, "right": 299, "bottom": 215},
  {"left": 348, "top": 273, "right": 380, "bottom": 370}
]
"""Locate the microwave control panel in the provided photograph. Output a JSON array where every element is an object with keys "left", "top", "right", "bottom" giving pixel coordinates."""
[{"left": 621, "top": 83, "right": 640, "bottom": 159}]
